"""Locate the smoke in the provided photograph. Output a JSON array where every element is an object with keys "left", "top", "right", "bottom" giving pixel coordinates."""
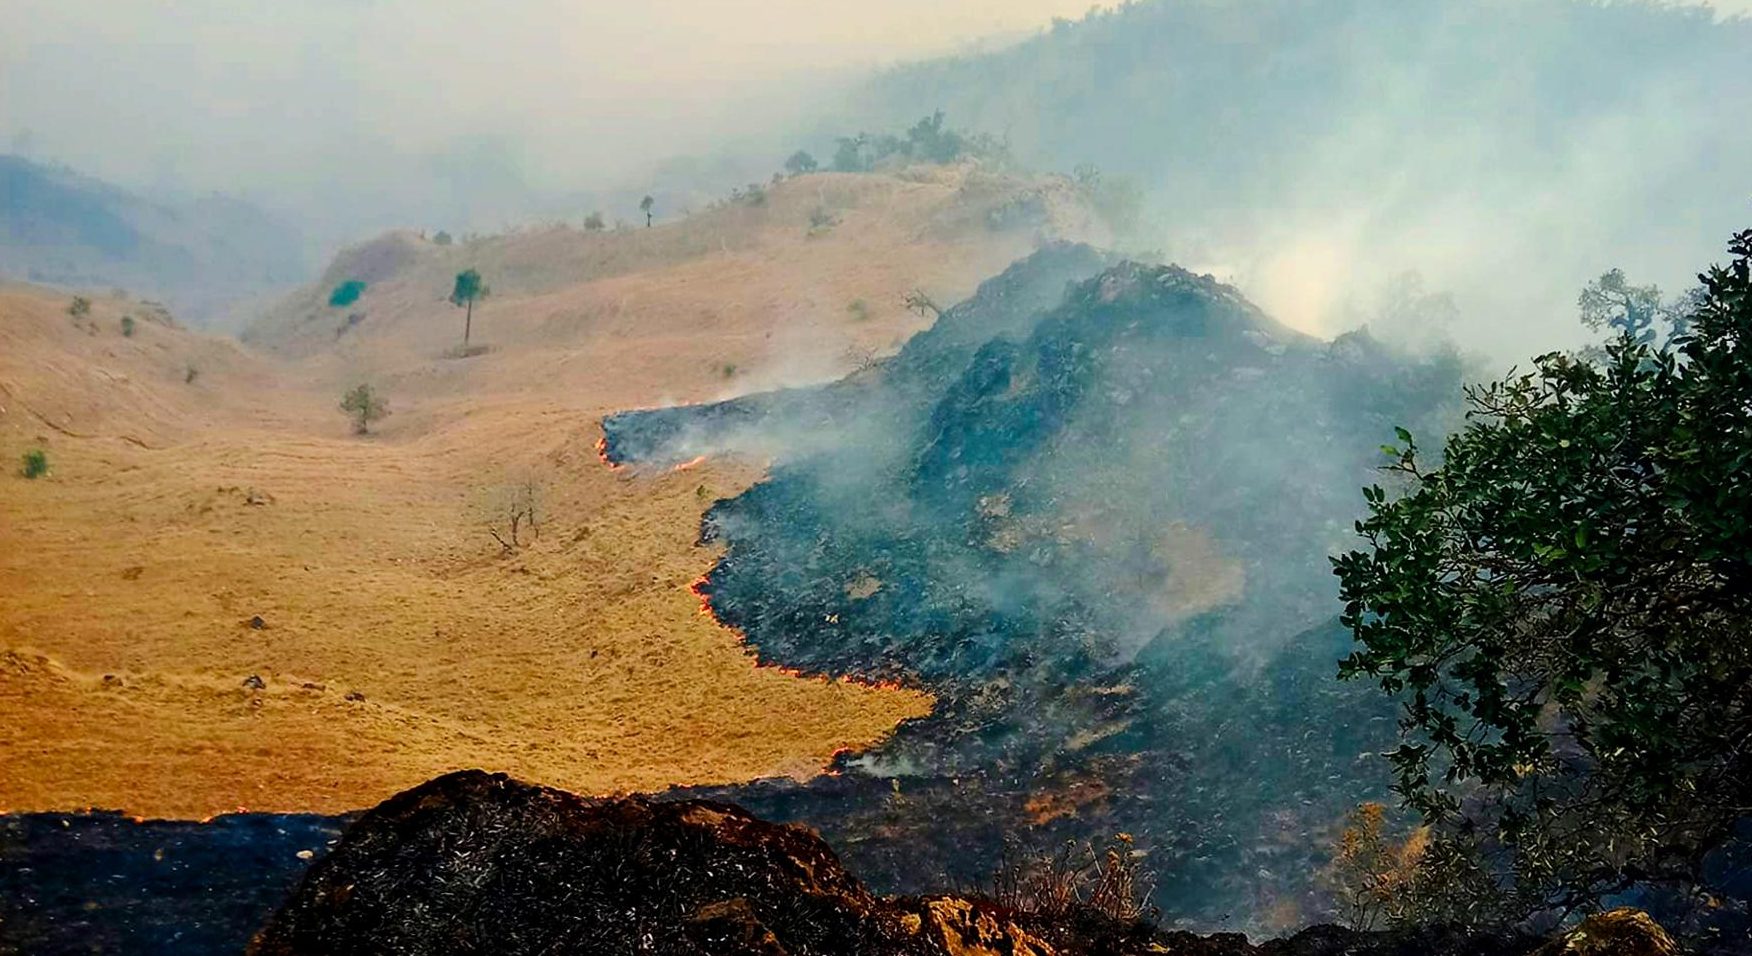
[
  {"left": 0, "top": 0, "right": 1096, "bottom": 254},
  {"left": 840, "top": 0, "right": 1752, "bottom": 360},
  {"left": 608, "top": 246, "right": 1465, "bottom": 925}
]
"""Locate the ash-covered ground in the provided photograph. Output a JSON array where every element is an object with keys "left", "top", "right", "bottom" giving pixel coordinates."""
[{"left": 603, "top": 243, "right": 1463, "bottom": 927}]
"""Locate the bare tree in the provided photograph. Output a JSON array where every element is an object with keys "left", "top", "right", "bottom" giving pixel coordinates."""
[
  {"left": 483, "top": 475, "right": 543, "bottom": 553},
  {"left": 903, "top": 288, "right": 941, "bottom": 318}
]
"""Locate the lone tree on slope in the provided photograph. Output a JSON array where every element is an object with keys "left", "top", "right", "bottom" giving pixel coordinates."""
[
  {"left": 339, "top": 384, "right": 389, "bottom": 435},
  {"left": 640, "top": 195, "right": 655, "bottom": 228},
  {"left": 450, "top": 268, "right": 489, "bottom": 347}
]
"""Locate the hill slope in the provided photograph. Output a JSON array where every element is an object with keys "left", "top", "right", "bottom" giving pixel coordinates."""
[
  {"left": 605, "top": 248, "right": 1462, "bottom": 929},
  {"left": 0, "top": 156, "right": 306, "bottom": 329},
  {"left": 0, "top": 165, "right": 1098, "bottom": 819}
]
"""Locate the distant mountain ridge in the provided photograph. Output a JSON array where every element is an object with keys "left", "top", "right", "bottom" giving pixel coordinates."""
[{"left": 0, "top": 155, "right": 306, "bottom": 329}]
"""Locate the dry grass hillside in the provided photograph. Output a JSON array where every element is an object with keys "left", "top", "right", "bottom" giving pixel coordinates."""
[{"left": 0, "top": 166, "right": 1095, "bottom": 818}]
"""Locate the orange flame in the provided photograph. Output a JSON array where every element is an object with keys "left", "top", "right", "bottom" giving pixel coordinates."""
[
  {"left": 594, "top": 435, "right": 626, "bottom": 473},
  {"left": 687, "top": 575, "right": 913, "bottom": 696},
  {"left": 671, "top": 455, "right": 708, "bottom": 472}
]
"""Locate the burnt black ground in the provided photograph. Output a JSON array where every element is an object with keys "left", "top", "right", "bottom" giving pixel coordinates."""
[
  {"left": 252, "top": 769, "right": 1552, "bottom": 956},
  {"left": 606, "top": 248, "right": 1462, "bottom": 924},
  {"left": 0, "top": 811, "right": 346, "bottom": 955}
]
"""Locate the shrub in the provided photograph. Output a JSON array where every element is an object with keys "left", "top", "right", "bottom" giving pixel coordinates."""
[
  {"left": 67, "top": 296, "right": 90, "bottom": 317},
  {"left": 339, "top": 383, "right": 389, "bottom": 435},
  {"left": 20, "top": 448, "right": 48, "bottom": 479},
  {"left": 730, "top": 183, "right": 766, "bottom": 207},
  {"left": 184, "top": 365, "right": 199, "bottom": 384},
  {"left": 1327, "top": 803, "right": 1427, "bottom": 930},
  {"left": 583, "top": 212, "right": 606, "bottom": 232},
  {"left": 846, "top": 299, "right": 870, "bottom": 322},
  {"left": 120, "top": 315, "right": 136, "bottom": 337},
  {"left": 784, "top": 150, "right": 819, "bottom": 176},
  {"left": 433, "top": 230, "right": 454, "bottom": 246},
  {"left": 989, "top": 835, "right": 1155, "bottom": 924},
  {"left": 328, "top": 279, "right": 367, "bottom": 308}
]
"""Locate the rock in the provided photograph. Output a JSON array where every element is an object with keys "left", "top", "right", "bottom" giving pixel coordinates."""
[
  {"left": 342, "top": 690, "right": 364, "bottom": 702},
  {"left": 248, "top": 615, "right": 266, "bottom": 630},
  {"left": 241, "top": 674, "right": 265, "bottom": 691},
  {"left": 249, "top": 771, "right": 1554, "bottom": 956},
  {"left": 1533, "top": 908, "right": 1678, "bottom": 956}
]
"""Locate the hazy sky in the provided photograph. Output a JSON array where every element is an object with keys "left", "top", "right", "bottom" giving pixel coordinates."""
[
  {"left": 4, "top": 1, "right": 1748, "bottom": 215},
  {"left": 0, "top": 1, "right": 1099, "bottom": 202},
  {"left": 3, "top": 0, "right": 1748, "bottom": 287}
]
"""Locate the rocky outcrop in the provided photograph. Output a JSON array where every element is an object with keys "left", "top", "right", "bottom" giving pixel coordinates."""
[
  {"left": 1532, "top": 908, "right": 1679, "bottom": 956},
  {"left": 253, "top": 771, "right": 1559, "bottom": 956}
]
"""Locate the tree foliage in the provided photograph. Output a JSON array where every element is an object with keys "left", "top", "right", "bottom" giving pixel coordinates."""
[
  {"left": 784, "top": 150, "right": 818, "bottom": 176},
  {"left": 1333, "top": 228, "right": 1752, "bottom": 919},
  {"left": 828, "top": 112, "right": 1006, "bottom": 173},
  {"left": 328, "top": 279, "right": 367, "bottom": 308},
  {"left": 1577, "top": 268, "right": 1693, "bottom": 345},
  {"left": 339, "top": 383, "right": 389, "bottom": 435},
  {"left": 450, "top": 268, "right": 489, "bottom": 346}
]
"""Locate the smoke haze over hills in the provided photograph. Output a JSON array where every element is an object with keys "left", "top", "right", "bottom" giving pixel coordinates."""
[{"left": 6, "top": 1, "right": 1748, "bottom": 355}]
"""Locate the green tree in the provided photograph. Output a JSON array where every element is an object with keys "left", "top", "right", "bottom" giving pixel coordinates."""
[
  {"left": 1333, "top": 228, "right": 1752, "bottom": 920},
  {"left": 449, "top": 269, "right": 489, "bottom": 347},
  {"left": 328, "top": 279, "right": 367, "bottom": 308},
  {"left": 339, "top": 384, "right": 389, "bottom": 435},
  {"left": 1578, "top": 268, "right": 1693, "bottom": 345},
  {"left": 639, "top": 195, "right": 655, "bottom": 228},
  {"left": 784, "top": 150, "right": 819, "bottom": 176}
]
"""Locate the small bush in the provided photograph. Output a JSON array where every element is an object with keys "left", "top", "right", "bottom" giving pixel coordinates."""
[
  {"left": 20, "top": 448, "right": 49, "bottom": 479},
  {"left": 433, "top": 230, "right": 454, "bottom": 246},
  {"left": 989, "top": 835, "right": 1155, "bottom": 924},
  {"left": 120, "top": 315, "right": 136, "bottom": 337},
  {"left": 583, "top": 212, "right": 606, "bottom": 232},
  {"left": 184, "top": 365, "right": 199, "bottom": 384},
  {"left": 807, "top": 207, "right": 838, "bottom": 236},
  {"left": 339, "top": 383, "right": 389, "bottom": 435},
  {"left": 67, "top": 296, "right": 91, "bottom": 317},
  {"left": 727, "top": 183, "right": 767, "bottom": 207},
  {"left": 328, "top": 279, "right": 367, "bottom": 308},
  {"left": 1328, "top": 802, "right": 1428, "bottom": 930},
  {"left": 846, "top": 299, "right": 871, "bottom": 322}
]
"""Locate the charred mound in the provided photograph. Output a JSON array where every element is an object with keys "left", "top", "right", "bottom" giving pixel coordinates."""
[
  {"left": 253, "top": 770, "right": 1546, "bottom": 956},
  {"left": 603, "top": 245, "right": 1464, "bottom": 926}
]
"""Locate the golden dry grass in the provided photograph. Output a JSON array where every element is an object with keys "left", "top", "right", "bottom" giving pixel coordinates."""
[{"left": 0, "top": 168, "right": 1081, "bottom": 817}]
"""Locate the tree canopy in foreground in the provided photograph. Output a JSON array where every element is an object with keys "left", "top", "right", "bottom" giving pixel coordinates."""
[{"left": 1334, "top": 228, "right": 1752, "bottom": 921}]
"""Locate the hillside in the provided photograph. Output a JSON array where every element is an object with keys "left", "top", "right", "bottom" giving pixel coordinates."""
[
  {"left": 0, "top": 165, "right": 1099, "bottom": 819},
  {"left": 603, "top": 248, "right": 1463, "bottom": 930},
  {"left": 0, "top": 156, "right": 306, "bottom": 329}
]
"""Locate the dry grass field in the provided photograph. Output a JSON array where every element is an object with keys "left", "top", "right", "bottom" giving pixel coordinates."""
[{"left": 0, "top": 167, "right": 1096, "bottom": 817}]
